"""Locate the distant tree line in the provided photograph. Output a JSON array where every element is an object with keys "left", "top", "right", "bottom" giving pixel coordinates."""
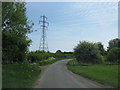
[
  {"left": 56, "top": 50, "right": 73, "bottom": 54},
  {"left": 27, "top": 51, "right": 73, "bottom": 63},
  {"left": 74, "top": 38, "right": 120, "bottom": 64}
]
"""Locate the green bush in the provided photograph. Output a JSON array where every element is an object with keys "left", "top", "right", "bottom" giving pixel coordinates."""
[
  {"left": 99, "top": 55, "right": 106, "bottom": 63},
  {"left": 107, "top": 38, "right": 120, "bottom": 52},
  {"left": 107, "top": 47, "right": 120, "bottom": 63},
  {"left": 67, "top": 59, "right": 79, "bottom": 66},
  {"left": 27, "top": 52, "right": 50, "bottom": 62},
  {"left": 74, "top": 41, "right": 102, "bottom": 64},
  {"left": 2, "top": 31, "right": 31, "bottom": 63},
  {"left": 27, "top": 51, "right": 73, "bottom": 63},
  {"left": 95, "top": 42, "right": 107, "bottom": 56}
]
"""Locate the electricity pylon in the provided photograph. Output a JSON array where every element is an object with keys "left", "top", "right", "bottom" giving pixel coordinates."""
[{"left": 39, "top": 15, "right": 49, "bottom": 52}]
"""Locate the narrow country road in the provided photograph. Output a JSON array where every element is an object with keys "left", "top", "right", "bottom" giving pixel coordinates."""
[{"left": 33, "top": 59, "right": 111, "bottom": 88}]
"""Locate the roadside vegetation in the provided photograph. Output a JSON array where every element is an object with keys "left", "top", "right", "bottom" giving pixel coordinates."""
[
  {"left": 2, "top": 62, "right": 41, "bottom": 88},
  {"left": 67, "top": 39, "right": 119, "bottom": 87},
  {"left": 67, "top": 60, "right": 118, "bottom": 87},
  {"left": 27, "top": 50, "right": 73, "bottom": 63},
  {"left": 2, "top": 2, "right": 73, "bottom": 88}
]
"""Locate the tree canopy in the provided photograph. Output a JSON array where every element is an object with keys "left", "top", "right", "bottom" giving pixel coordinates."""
[
  {"left": 2, "top": 2, "right": 33, "bottom": 63},
  {"left": 95, "top": 42, "right": 106, "bottom": 56},
  {"left": 107, "top": 38, "right": 120, "bottom": 63},
  {"left": 107, "top": 38, "right": 120, "bottom": 52},
  {"left": 56, "top": 50, "right": 62, "bottom": 53},
  {"left": 74, "top": 41, "right": 101, "bottom": 64}
]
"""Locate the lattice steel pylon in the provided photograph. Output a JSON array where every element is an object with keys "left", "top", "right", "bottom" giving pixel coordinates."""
[{"left": 39, "top": 15, "right": 49, "bottom": 52}]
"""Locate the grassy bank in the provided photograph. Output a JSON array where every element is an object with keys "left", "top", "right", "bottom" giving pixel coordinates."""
[
  {"left": 67, "top": 60, "right": 118, "bottom": 87},
  {"left": 2, "top": 62, "right": 41, "bottom": 88}
]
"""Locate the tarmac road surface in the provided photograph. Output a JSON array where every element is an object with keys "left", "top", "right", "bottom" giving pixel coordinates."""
[{"left": 33, "top": 59, "right": 112, "bottom": 88}]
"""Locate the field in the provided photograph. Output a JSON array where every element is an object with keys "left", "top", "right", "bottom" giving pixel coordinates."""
[{"left": 67, "top": 60, "right": 119, "bottom": 87}]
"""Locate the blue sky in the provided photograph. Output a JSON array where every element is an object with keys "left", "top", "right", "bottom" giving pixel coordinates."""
[{"left": 26, "top": 2, "right": 118, "bottom": 52}]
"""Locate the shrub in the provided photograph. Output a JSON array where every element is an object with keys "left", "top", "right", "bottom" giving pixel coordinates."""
[
  {"left": 27, "top": 52, "right": 50, "bottom": 63},
  {"left": 27, "top": 51, "right": 73, "bottom": 63},
  {"left": 107, "top": 47, "right": 120, "bottom": 63},
  {"left": 74, "top": 41, "right": 101, "bottom": 64},
  {"left": 107, "top": 38, "right": 120, "bottom": 52}
]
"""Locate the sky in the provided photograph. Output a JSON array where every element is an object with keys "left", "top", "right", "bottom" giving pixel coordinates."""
[{"left": 26, "top": 2, "right": 118, "bottom": 53}]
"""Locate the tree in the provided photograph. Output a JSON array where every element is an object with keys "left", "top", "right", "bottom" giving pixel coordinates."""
[
  {"left": 95, "top": 42, "right": 107, "bottom": 56},
  {"left": 2, "top": 2, "right": 33, "bottom": 63},
  {"left": 107, "top": 47, "right": 120, "bottom": 63},
  {"left": 107, "top": 38, "right": 120, "bottom": 52},
  {"left": 56, "top": 50, "right": 62, "bottom": 53},
  {"left": 74, "top": 41, "right": 101, "bottom": 64},
  {"left": 63, "top": 51, "right": 73, "bottom": 54},
  {"left": 107, "top": 38, "right": 120, "bottom": 63}
]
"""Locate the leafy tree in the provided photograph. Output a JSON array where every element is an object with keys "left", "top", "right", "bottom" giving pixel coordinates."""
[
  {"left": 107, "top": 38, "right": 120, "bottom": 52},
  {"left": 95, "top": 42, "right": 107, "bottom": 56},
  {"left": 63, "top": 51, "right": 73, "bottom": 54},
  {"left": 56, "top": 50, "right": 62, "bottom": 53},
  {"left": 74, "top": 41, "right": 101, "bottom": 64},
  {"left": 2, "top": 2, "right": 33, "bottom": 33},
  {"left": 107, "top": 47, "right": 120, "bottom": 63},
  {"left": 107, "top": 38, "right": 120, "bottom": 63},
  {"left": 2, "top": 2, "right": 33, "bottom": 63}
]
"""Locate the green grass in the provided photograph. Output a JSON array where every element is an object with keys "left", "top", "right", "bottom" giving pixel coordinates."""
[
  {"left": 2, "top": 62, "right": 41, "bottom": 88},
  {"left": 67, "top": 60, "right": 119, "bottom": 87}
]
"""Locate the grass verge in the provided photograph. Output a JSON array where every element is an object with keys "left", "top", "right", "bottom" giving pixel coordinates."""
[
  {"left": 2, "top": 62, "right": 41, "bottom": 88},
  {"left": 67, "top": 60, "right": 118, "bottom": 87}
]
